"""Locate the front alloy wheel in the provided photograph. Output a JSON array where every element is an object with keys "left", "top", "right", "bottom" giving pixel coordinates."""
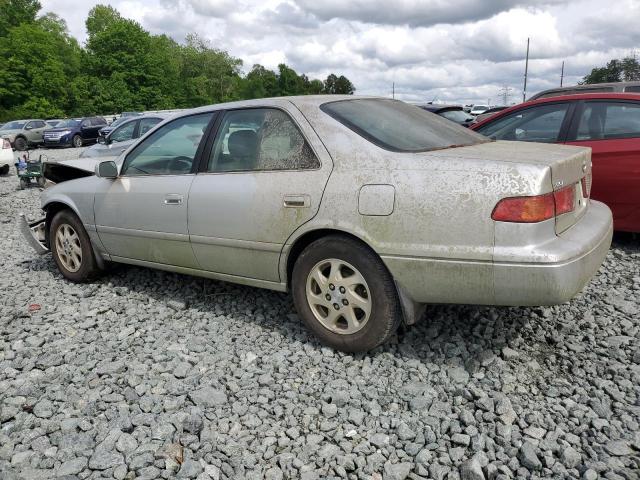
[
  {"left": 50, "top": 209, "right": 100, "bottom": 282},
  {"left": 54, "top": 224, "right": 82, "bottom": 272},
  {"left": 306, "top": 259, "right": 371, "bottom": 334}
]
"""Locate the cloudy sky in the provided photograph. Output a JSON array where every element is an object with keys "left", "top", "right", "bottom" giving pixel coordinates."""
[{"left": 41, "top": 0, "right": 639, "bottom": 105}]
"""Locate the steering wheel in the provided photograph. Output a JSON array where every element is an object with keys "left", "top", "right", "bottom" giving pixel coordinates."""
[{"left": 166, "top": 156, "right": 193, "bottom": 174}]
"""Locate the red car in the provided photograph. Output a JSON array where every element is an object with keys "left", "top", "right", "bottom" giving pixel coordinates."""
[{"left": 471, "top": 93, "right": 640, "bottom": 232}]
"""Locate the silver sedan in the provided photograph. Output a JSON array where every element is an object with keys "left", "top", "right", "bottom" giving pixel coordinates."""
[{"left": 21, "top": 96, "right": 613, "bottom": 352}]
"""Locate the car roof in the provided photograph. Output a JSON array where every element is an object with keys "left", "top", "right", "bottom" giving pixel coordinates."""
[
  {"left": 180, "top": 95, "right": 379, "bottom": 116},
  {"left": 470, "top": 92, "right": 640, "bottom": 130},
  {"left": 530, "top": 81, "right": 640, "bottom": 100}
]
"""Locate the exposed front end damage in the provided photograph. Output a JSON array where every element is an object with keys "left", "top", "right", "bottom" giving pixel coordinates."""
[
  {"left": 42, "top": 160, "right": 95, "bottom": 184},
  {"left": 19, "top": 213, "right": 49, "bottom": 255}
]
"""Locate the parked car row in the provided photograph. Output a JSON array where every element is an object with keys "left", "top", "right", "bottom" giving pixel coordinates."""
[{"left": 0, "top": 116, "right": 107, "bottom": 151}]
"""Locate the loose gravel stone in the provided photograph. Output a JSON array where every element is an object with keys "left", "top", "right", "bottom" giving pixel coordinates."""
[{"left": 0, "top": 149, "right": 639, "bottom": 480}]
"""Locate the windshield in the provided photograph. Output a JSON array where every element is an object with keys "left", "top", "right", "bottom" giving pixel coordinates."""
[
  {"left": 110, "top": 117, "right": 128, "bottom": 127},
  {"left": 439, "top": 109, "right": 473, "bottom": 123},
  {"left": 321, "top": 99, "right": 487, "bottom": 152},
  {"left": 1, "top": 121, "right": 26, "bottom": 130},
  {"left": 55, "top": 119, "right": 80, "bottom": 128}
]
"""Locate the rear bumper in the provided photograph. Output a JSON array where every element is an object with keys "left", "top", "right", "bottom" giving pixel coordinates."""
[
  {"left": 493, "top": 200, "right": 613, "bottom": 305},
  {"left": 382, "top": 201, "right": 613, "bottom": 306}
]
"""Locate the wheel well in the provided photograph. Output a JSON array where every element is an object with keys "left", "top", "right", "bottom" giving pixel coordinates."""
[
  {"left": 43, "top": 202, "right": 72, "bottom": 246},
  {"left": 285, "top": 229, "right": 376, "bottom": 287}
]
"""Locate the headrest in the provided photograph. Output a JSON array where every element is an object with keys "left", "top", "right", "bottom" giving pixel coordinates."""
[{"left": 228, "top": 130, "right": 258, "bottom": 157}]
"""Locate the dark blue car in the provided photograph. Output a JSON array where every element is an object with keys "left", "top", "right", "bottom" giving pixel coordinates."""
[{"left": 43, "top": 116, "right": 108, "bottom": 148}]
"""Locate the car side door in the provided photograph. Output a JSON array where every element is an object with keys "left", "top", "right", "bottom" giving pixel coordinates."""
[
  {"left": 187, "top": 106, "right": 333, "bottom": 283},
  {"left": 94, "top": 112, "right": 215, "bottom": 266},
  {"left": 25, "top": 120, "right": 46, "bottom": 144},
  {"left": 564, "top": 100, "right": 640, "bottom": 231}
]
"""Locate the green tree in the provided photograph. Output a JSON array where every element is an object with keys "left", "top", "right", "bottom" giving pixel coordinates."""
[
  {"left": 85, "top": 4, "right": 121, "bottom": 37},
  {"left": 0, "top": 19, "right": 81, "bottom": 120},
  {"left": 583, "top": 56, "right": 640, "bottom": 84},
  {"left": 242, "top": 64, "right": 279, "bottom": 99},
  {"left": 0, "top": 0, "right": 41, "bottom": 37},
  {"left": 177, "top": 33, "right": 243, "bottom": 107},
  {"left": 323, "top": 74, "right": 355, "bottom": 94}
]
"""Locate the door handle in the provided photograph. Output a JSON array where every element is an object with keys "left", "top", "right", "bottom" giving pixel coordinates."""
[
  {"left": 164, "top": 194, "right": 183, "bottom": 205},
  {"left": 283, "top": 194, "right": 310, "bottom": 208}
]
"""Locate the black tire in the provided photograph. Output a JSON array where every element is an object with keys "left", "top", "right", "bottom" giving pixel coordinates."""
[
  {"left": 0, "top": 164, "right": 9, "bottom": 175},
  {"left": 50, "top": 209, "right": 100, "bottom": 282},
  {"left": 18, "top": 178, "right": 27, "bottom": 190},
  {"left": 14, "top": 137, "right": 27, "bottom": 151},
  {"left": 72, "top": 135, "right": 83, "bottom": 148},
  {"left": 292, "top": 235, "right": 401, "bottom": 353}
]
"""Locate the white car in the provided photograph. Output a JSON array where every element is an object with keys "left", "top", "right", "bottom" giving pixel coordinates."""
[
  {"left": 470, "top": 105, "right": 490, "bottom": 116},
  {"left": 0, "top": 138, "right": 13, "bottom": 175}
]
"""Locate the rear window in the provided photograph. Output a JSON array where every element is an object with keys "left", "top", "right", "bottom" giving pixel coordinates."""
[{"left": 321, "top": 99, "right": 487, "bottom": 152}]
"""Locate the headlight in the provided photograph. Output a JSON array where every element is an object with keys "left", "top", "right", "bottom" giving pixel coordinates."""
[{"left": 60, "top": 130, "right": 72, "bottom": 136}]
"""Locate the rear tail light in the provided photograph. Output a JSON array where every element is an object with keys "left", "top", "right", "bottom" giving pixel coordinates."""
[
  {"left": 492, "top": 184, "right": 576, "bottom": 223},
  {"left": 2, "top": 139, "right": 10, "bottom": 149}
]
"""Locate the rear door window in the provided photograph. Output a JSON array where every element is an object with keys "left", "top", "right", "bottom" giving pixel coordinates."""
[
  {"left": 475, "top": 103, "right": 571, "bottom": 143},
  {"left": 207, "top": 108, "right": 319, "bottom": 172},
  {"left": 574, "top": 101, "right": 640, "bottom": 140}
]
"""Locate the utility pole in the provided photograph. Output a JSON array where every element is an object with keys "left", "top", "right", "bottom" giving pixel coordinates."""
[
  {"left": 392, "top": 82, "right": 395, "bottom": 99},
  {"left": 523, "top": 37, "right": 530, "bottom": 102},
  {"left": 560, "top": 61, "right": 565, "bottom": 87},
  {"left": 498, "top": 85, "right": 512, "bottom": 105}
]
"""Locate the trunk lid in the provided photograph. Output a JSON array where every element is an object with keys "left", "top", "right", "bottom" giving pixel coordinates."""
[{"left": 431, "top": 140, "right": 592, "bottom": 233}]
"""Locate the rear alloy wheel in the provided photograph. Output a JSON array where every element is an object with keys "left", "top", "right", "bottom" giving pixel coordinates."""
[
  {"left": 72, "top": 135, "right": 83, "bottom": 148},
  {"left": 14, "top": 137, "right": 27, "bottom": 151},
  {"left": 292, "top": 235, "right": 401, "bottom": 353},
  {"left": 50, "top": 209, "right": 100, "bottom": 282}
]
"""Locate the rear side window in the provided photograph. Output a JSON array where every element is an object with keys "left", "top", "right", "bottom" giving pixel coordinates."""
[
  {"left": 207, "top": 108, "right": 319, "bottom": 172},
  {"left": 575, "top": 101, "right": 640, "bottom": 140},
  {"left": 475, "top": 103, "right": 570, "bottom": 143},
  {"left": 322, "top": 99, "right": 486, "bottom": 152}
]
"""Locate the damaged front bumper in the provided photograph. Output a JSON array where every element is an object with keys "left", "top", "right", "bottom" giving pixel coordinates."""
[{"left": 19, "top": 213, "right": 49, "bottom": 255}]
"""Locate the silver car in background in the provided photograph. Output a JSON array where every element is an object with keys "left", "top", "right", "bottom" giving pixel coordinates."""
[
  {"left": 80, "top": 114, "right": 168, "bottom": 159},
  {"left": 21, "top": 96, "right": 613, "bottom": 352}
]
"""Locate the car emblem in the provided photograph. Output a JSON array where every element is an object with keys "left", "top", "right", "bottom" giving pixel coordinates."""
[
  {"left": 582, "top": 164, "right": 587, "bottom": 173},
  {"left": 554, "top": 180, "right": 564, "bottom": 189}
]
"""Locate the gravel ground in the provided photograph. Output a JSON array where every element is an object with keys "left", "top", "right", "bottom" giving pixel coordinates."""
[{"left": 1, "top": 147, "right": 639, "bottom": 480}]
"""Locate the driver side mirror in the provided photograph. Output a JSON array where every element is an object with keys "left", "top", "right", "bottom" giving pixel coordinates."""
[
  {"left": 25, "top": 125, "right": 33, "bottom": 130},
  {"left": 95, "top": 160, "right": 118, "bottom": 179},
  {"left": 97, "top": 136, "right": 107, "bottom": 145}
]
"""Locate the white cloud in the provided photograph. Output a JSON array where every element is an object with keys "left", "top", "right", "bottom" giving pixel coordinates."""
[{"left": 39, "top": 0, "right": 640, "bottom": 105}]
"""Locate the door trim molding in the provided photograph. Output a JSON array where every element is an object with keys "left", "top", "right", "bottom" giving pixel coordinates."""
[
  {"left": 189, "top": 234, "right": 281, "bottom": 252},
  {"left": 96, "top": 225, "right": 189, "bottom": 242}
]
